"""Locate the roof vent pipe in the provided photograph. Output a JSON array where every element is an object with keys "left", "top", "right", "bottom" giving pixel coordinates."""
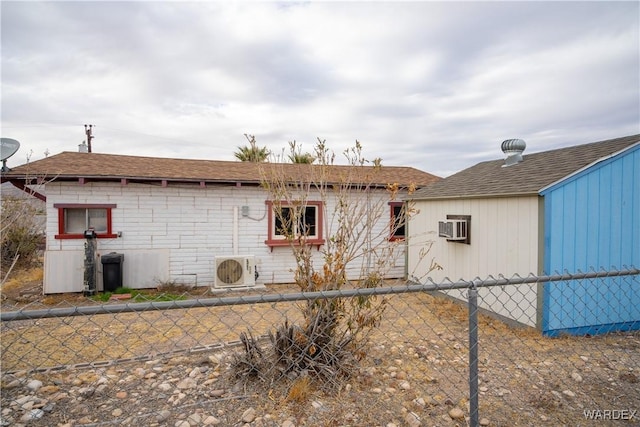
[
  {"left": 501, "top": 138, "right": 526, "bottom": 167},
  {"left": 79, "top": 141, "right": 88, "bottom": 153}
]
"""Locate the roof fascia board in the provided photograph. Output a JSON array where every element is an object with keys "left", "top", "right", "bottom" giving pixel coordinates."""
[
  {"left": 7, "top": 180, "right": 47, "bottom": 202},
  {"left": 539, "top": 141, "right": 640, "bottom": 195},
  {"left": 409, "top": 192, "right": 540, "bottom": 201},
  {"left": 15, "top": 174, "right": 398, "bottom": 189}
]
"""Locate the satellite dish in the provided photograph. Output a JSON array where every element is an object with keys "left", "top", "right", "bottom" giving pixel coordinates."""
[
  {"left": 1, "top": 138, "right": 21, "bottom": 172},
  {"left": 1, "top": 138, "right": 20, "bottom": 161}
]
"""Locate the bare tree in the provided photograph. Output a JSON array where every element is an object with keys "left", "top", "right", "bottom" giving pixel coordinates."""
[{"left": 234, "top": 138, "right": 436, "bottom": 389}]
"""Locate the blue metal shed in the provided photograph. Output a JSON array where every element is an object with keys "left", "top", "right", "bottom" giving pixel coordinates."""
[{"left": 540, "top": 143, "right": 640, "bottom": 336}]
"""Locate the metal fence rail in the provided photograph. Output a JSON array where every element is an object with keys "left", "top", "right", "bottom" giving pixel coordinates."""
[{"left": 1, "top": 268, "right": 639, "bottom": 427}]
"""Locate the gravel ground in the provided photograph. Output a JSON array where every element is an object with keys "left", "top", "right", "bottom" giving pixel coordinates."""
[{"left": 1, "top": 283, "right": 639, "bottom": 427}]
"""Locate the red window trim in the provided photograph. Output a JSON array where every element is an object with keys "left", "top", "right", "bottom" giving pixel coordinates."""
[
  {"left": 54, "top": 203, "right": 117, "bottom": 239},
  {"left": 265, "top": 200, "right": 325, "bottom": 251},
  {"left": 389, "top": 201, "right": 405, "bottom": 242}
]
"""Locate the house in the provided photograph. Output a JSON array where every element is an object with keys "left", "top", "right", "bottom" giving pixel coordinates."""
[
  {"left": 1, "top": 151, "right": 440, "bottom": 294},
  {"left": 406, "top": 134, "right": 640, "bottom": 336}
]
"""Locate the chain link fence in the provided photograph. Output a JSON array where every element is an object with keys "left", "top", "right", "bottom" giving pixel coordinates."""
[{"left": 1, "top": 268, "right": 639, "bottom": 426}]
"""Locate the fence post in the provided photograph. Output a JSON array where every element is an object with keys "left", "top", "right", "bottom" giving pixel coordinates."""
[{"left": 468, "top": 281, "right": 479, "bottom": 427}]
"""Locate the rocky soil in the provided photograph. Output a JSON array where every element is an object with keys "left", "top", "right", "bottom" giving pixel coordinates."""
[{"left": 1, "top": 277, "right": 639, "bottom": 427}]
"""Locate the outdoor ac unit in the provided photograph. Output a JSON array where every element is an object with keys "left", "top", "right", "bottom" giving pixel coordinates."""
[
  {"left": 438, "top": 220, "right": 468, "bottom": 241},
  {"left": 214, "top": 256, "right": 256, "bottom": 288}
]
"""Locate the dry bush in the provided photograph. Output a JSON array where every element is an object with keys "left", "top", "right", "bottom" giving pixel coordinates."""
[
  {"left": 232, "top": 139, "right": 436, "bottom": 390},
  {"left": 1, "top": 196, "right": 44, "bottom": 281}
]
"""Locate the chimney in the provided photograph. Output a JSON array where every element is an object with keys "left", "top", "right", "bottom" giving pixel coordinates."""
[{"left": 501, "top": 139, "right": 526, "bottom": 167}]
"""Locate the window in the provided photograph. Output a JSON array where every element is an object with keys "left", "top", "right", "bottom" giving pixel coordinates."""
[
  {"left": 265, "top": 201, "right": 324, "bottom": 249},
  {"left": 54, "top": 204, "right": 117, "bottom": 239},
  {"left": 389, "top": 202, "right": 406, "bottom": 241}
]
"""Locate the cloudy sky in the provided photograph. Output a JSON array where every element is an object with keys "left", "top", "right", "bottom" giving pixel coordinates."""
[{"left": 1, "top": 1, "right": 638, "bottom": 177}]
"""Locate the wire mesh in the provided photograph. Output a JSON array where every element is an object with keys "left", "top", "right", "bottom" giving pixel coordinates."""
[{"left": 1, "top": 269, "right": 638, "bottom": 426}]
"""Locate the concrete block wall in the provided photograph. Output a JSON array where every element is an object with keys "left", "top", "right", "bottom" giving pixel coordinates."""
[{"left": 43, "top": 181, "right": 407, "bottom": 292}]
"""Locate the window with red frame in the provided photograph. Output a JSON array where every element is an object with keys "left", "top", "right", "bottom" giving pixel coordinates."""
[
  {"left": 265, "top": 201, "right": 325, "bottom": 248},
  {"left": 390, "top": 202, "right": 406, "bottom": 240},
  {"left": 54, "top": 204, "right": 117, "bottom": 239}
]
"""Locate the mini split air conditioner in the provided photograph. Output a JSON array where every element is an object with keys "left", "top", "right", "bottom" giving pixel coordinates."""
[
  {"left": 214, "top": 255, "right": 256, "bottom": 288},
  {"left": 438, "top": 220, "right": 468, "bottom": 241}
]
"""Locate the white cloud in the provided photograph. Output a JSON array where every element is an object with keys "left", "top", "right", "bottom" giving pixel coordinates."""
[{"left": 1, "top": 1, "right": 638, "bottom": 177}]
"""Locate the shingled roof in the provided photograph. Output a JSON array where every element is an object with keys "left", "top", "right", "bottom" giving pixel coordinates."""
[
  {"left": 1, "top": 151, "right": 440, "bottom": 188},
  {"left": 410, "top": 134, "right": 639, "bottom": 200}
]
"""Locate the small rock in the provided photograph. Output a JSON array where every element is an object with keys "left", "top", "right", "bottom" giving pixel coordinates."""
[
  {"left": 112, "top": 408, "right": 123, "bottom": 417},
  {"left": 210, "top": 389, "right": 225, "bottom": 397},
  {"left": 371, "top": 388, "right": 382, "bottom": 394},
  {"left": 398, "top": 380, "right": 411, "bottom": 390},
  {"left": 26, "top": 379, "right": 43, "bottom": 392},
  {"left": 241, "top": 407, "right": 256, "bottom": 423},
  {"left": 158, "top": 382, "right": 173, "bottom": 392},
  {"left": 157, "top": 409, "right": 171, "bottom": 422},
  {"left": 449, "top": 407, "right": 465, "bottom": 420},
  {"left": 20, "top": 409, "right": 44, "bottom": 422},
  {"left": 480, "top": 418, "right": 490, "bottom": 426},
  {"left": 187, "top": 412, "right": 202, "bottom": 425},
  {"left": 203, "top": 415, "right": 221, "bottom": 425},
  {"left": 403, "top": 411, "right": 421, "bottom": 427},
  {"left": 281, "top": 419, "right": 296, "bottom": 427},
  {"left": 177, "top": 378, "right": 197, "bottom": 389},
  {"left": 562, "top": 389, "right": 575, "bottom": 398},
  {"left": 116, "top": 391, "right": 128, "bottom": 399},
  {"left": 571, "top": 372, "right": 583, "bottom": 382}
]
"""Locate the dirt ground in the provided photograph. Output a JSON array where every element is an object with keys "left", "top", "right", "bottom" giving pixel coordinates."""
[{"left": 1, "top": 267, "right": 639, "bottom": 426}]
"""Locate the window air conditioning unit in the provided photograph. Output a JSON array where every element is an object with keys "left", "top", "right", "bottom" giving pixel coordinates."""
[
  {"left": 438, "top": 220, "right": 468, "bottom": 241},
  {"left": 214, "top": 256, "right": 256, "bottom": 288}
]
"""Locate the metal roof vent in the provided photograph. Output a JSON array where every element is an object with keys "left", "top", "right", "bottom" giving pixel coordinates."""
[{"left": 501, "top": 138, "right": 526, "bottom": 167}]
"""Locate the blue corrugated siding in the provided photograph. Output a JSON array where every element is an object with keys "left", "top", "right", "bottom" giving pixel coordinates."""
[{"left": 541, "top": 145, "right": 640, "bottom": 336}]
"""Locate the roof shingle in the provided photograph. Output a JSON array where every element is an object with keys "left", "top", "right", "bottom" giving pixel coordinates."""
[
  {"left": 1, "top": 151, "right": 440, "bottom": 188},
  {"left": 410, "top": 134, "right": 640, "bottom": 200}
]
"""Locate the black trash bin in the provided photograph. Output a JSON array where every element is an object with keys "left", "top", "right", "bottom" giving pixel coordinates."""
[{"left": 101, "top": 252, "right": 124, "bottom": 292}]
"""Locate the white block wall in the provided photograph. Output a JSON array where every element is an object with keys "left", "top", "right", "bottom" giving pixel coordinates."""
[{"left": 43, "top": 182, "right": 406, "bottom": 293}]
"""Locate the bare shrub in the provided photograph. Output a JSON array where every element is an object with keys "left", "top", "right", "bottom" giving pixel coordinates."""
[
  {"left": 231, "top": 139, "right": 436, "bottom": 390},
  {"left": 1, "top": 194, "right": 44, "bottom": 282}
]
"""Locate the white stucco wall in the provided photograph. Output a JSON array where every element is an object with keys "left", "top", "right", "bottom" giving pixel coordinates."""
[
  {"left": 43, "top": 182, "right": 406, "bottom": 293},
  {"left": 407, "top": 196, "right": 543, "bottom": 326}
]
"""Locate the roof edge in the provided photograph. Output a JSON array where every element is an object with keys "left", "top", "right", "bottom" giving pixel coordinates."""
[
  {"left": 538, "top": 140, "right": 640, "bottom": 194},
  {"left": 408, "top": 191, "right": 540, "bottom": 201}
]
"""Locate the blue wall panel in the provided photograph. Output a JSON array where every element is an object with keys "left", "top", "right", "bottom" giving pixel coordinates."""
[{"left": 542, "top": 145, "right": 640, "bottom": 335}]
